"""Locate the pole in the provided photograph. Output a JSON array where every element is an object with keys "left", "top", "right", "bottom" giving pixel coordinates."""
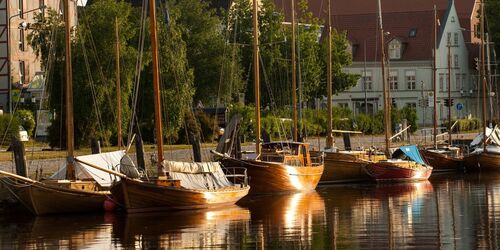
[
  {"left": 149, "top": 0, "right": 164, "bottom": 174},
  {"left": 326, "top": 0, "right": 334, "bottom": 149},
  {"left": 291, "top": 0, "right": 298, "bottom": 141},
  {"left": 447, "top": 45, "right": 452, "bottom": 146},
  {"left": 486, "top": 32, "right": 493, "bottom": 126},
  {"left": 433, "top": 5, "right": 438, "bottom": 149},
  {"left": 252, "top": 0, "right": 261, "bottom": 156},
  {"left": 115, "top": 17, "right": 122, "bottom": 149},
  {"left": 378, "top": 0, "right": 390, "bottom": 157},
  {"left": 364, "top": 40, "right": 368, "bottom": 114},
  {"left": 480, "top": 0, "right": 487, "bottom": 152},
  {"left": 64, "top": 0, "right": 75, "bottom": 180}
]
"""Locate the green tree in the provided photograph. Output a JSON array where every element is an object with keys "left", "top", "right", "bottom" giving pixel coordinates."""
[
  {"left": 14, "top": 109, "right": 35, "bottom": 137},
  {"left": 169, "top": 0, "right": 244, "bottom": 106}
]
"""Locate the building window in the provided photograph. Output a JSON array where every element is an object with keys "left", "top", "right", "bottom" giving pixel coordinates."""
[
  {"left": 447, "top": 32, "right": 451, "bottom": 45},
  {"left": 451, "top": 16, "right": 455, "bottom": 23},
  {"left": 406, "top": 70, "right": 416, "bottom": 90},
  {"left": 439, "top": 73, "right": 445, "bottom": 91},
  {"left": 454, "top": 54, "right": 459, "bottom": 67},
  {"left": 362, "top": 71, "right": 372, "bottom": 90},
  {"left": 19, "top": 29, "right": 25, "bottom": 51},
  {"left": 388, "top": 39, "right": 401, "bottom": 59},
  {"left": 338, "top": 103, "right": 348, "bottom": 109},
  {"left": 389, "top": 71, "right": 398, "bottom": 90},
  {"left": 18, "top": 0, "right": 24, "bottom": 18},
  {"left": 19, "top": 61, "right": 26, "bottom": 84},
  {"left": 454, "top": 33, "right": 458, "bottom": 45},
  {"left": 409, "top": 28, "right": 417, "bottom": 38},
  {"left": 456, "top": 73, "right": 461, "bottom": 91},
  {"left": 462, "top": 73, "right": 467, "bottom": 90},
  {"left": 406, "top": 103, "right": 417, "bottom": 109}
]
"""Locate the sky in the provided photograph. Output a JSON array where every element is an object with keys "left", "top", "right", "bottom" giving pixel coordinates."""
[{"left": 77, "top": 0, "right": 88, "bottom": 6}]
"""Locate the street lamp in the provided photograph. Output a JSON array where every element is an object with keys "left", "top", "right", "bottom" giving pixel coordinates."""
[{"left": 7, "top": 5, "right": 47, "bottom": 113}]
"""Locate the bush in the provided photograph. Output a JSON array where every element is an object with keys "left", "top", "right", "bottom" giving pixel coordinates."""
[
  {"left": 452, "top": 118, "right": 481, "bottom": 132},
  {"left": 0, "top": 114, "right": 20, "bottom": 145},
  {"left": 14, "top": 109, "right": 35, "bottom": 137}
]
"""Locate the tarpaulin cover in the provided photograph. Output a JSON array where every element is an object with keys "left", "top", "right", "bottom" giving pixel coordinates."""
[
  {"left": 399, "top": 145, "right": 427, "bottom": 165},
  {"left": 471, "top": 126, "right": 500, "bottom": 148},
  {"left": 49, "top": 151, "right": 125, "bottom": 187},
  {"left": 162, "top": 161, "right": 234, "bottom": 190}
]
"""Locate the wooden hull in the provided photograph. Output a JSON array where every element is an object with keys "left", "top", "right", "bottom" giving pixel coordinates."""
[
  {"left": 111, "top": 178, "right": 250, "bottom": 213},
  {"left": 319, "top": 152, "right": 371, "bottom": 184},
  {"left": 221, "top": 158, "right": 323, "bottom": 194},
  {"left": 420, "top": 149, "right": 463, "bottom": 172},
  {"left": 2, "top": 179, "right": 107, "bottom": 215},
  {"left": 364, "top": 161, "right": 433, "bottom": 182},
  {"left": 464, "top": 151, "right": 500, "bottom": 172}
]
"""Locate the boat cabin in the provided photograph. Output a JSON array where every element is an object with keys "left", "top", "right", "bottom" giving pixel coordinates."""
[{"left": 260, "top": 142, "right": 323, "bottom": 167}]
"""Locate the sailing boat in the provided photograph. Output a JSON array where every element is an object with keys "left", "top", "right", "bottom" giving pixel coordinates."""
[
  {"left": 316, "top": 0, "right": 386, "bottom": 184},
  {"left": 214, "top": 0, "right": 324, "bottom": 194},
  {"left": 463, "top": 0, "right": 500, "bottom": 171},
  {"left": 108, "top": 0, "right": 249, "bottom": 213},
  {"left": 420, "top": 5, "right": 463, "bottom": 172},
  {"left": 0, "top": 0, "right": 124, "bottom": 215},
  {"left": 363, "top": 0, "right": 432, "bottom": 182}
]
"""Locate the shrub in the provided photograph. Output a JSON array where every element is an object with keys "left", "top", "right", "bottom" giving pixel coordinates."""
[
  {"left": 14, "top": 109, "right": 36, "bottom": 137},
  {"left": 0, "top": 114, "right": 20, "bottom": 145}
]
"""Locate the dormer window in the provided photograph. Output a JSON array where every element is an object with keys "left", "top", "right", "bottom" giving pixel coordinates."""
[
  {"left": 451, "top": 16, "right": 455, "bottom": 23},
  {"left": 409, "top": 28, "right": 417, "bottom": 38},
  {"left": 388, "top": 39, "right": 402, "bottom": 60}
]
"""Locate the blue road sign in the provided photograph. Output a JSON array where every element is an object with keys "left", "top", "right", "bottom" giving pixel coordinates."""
[{"left": 456, "top": 103, "right": 463, "bottom": 111}]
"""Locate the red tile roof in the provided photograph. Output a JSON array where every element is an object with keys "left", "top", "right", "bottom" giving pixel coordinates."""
[{"left": 273, "top": 0, "right": 477, "bottom": 62}]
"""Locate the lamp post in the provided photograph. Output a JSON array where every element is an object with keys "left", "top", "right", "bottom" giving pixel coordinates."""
[{"left": 7, "top": 5, "right": 47, "bottom": 113}]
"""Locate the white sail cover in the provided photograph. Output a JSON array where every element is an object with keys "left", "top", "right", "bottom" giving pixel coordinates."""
[
  {"left": 470, "top": 126, "right": 500, "bottom": 148},
  {"left": 49, "top": 150, "right": 125, "bottom": 187},
  {"left": 162, "top": 161, "right": 234, "bottom": 190}
]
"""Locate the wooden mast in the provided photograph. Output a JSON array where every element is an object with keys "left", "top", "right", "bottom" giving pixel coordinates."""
[
  {"left": 325, "top": 0, "right": 334, "bottom": 149},
  {"left": 64, "top": 0, "right": 75, "bottom": 180},
  {"left": 433, "top": 5, "right": 438, "bottom": 149},
  {"left": 447, "top": 45, "right": 452, "bottom": 146},
  {"left": 148, "top": 0, "right": 164, "bottom": 174},
  {"left": 378, "top": 0, "right": 390, "bottom": 157},
  {"left": 116, "top": 17, "right": 122, "bottom": 150},
  {"left": 480, "top": 0, "right": 487, "bottom": 152},
  {"left": 253, "top": 0, "right": 261, "bottom": 156},
  {"left": 291, "top": 0, "right": 298, "bottom": 141}
]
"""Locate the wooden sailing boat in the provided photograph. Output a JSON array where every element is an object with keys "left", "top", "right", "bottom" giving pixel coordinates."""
[
  {"left": 109, "top": 0, "right": 249, "bottom": 213},
  {"left": 215, "top": 0, "right": 323, "bottom": 194},
  {"left": 317, "top": 0, "right": 385, "bottom": 184},
  {"left": 0, "top": 0, "right": 116, "bottom": 215},
  {"left": 420, "top": 5, "right": 463, "bottom": 172},
  {"left": 463, "top": 0, "right": 500, "bottom": 171},
  {"left": 364, "top": 0, "right": 432, "bottom": 182}
]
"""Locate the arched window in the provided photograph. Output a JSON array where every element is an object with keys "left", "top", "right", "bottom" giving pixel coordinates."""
[{"left": 388, "top": 39, "right": 402, "bottom": 59}]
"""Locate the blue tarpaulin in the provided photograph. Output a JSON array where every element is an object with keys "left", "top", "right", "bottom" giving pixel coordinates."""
[{"left": 399, "top": 145, "right": 427, "bottom": 165}]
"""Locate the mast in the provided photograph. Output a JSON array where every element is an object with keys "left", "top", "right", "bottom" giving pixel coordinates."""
[
  {"left": 291, "top": 0, "right": 298, "bottom": 141},
  {"left": 64, "top": 0, "right": 75, "bottom": 180},
  {"left": 149, "top": 0, "right": 164, "bottom": 174},
  {"left": 325, "top": 0, "right": 334, "bottom": 149},
  {"left": 480, "top": 0, "right": 487, "bottom": 152},
  {"left": 433, "top": 5, "right": 438, "bottom": 149},
  {"left": 116, "top": 17, "right": 122, "bottom": 150},
  {"left": 447, "top": 45, "right": 452, "bottom": 146},
  {"left": 378, "top": 0, "right": 390, "bottom": 157},
  {"left": 252, "top": 0, "right": 261, "bottom": 156}
]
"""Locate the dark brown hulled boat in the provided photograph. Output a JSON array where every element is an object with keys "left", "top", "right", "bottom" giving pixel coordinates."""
[
  {"left": 364, "top": 160, "right": 433, "bottom": 182},
  {"left": 320, "top": 150, "right": 386, "bottom": 184},
  {"left": 420, "top": 147, "right": 463, "bottom": 172},
  {"left": 219, "top": 142, "right": 323, "bottom": 194},
  {"left": 464, "top": 145, "right": 500, "bottom": 171},
  {"left": 111, "top": 161, "right": 249, "bottom": 213}
]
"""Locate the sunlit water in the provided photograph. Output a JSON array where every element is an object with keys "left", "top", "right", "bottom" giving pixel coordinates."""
[{"left": 2, "top": 173, "right": 500, "bottom": 249}]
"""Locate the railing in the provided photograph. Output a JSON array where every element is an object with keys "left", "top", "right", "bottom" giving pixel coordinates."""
[
  {"left": 223, "top": 167, "right": 248, "bottom": 187},
  {"left": 309, "top": 151, "right": 324, "bottom": 166}
]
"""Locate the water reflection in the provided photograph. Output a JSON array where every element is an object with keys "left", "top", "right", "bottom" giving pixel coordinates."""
[{"left": 3, "top": 173, "right": 500, "bottom": 248}]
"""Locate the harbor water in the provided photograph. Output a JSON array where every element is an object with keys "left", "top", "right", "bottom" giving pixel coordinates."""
[{"left": 1, "top": 172, "right": 500, "bottom": 249}]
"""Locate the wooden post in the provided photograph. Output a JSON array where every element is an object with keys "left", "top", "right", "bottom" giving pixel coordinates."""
[
  {"left": 116, "top": 17, "right": 122, "bottom": 149},
  {"left": 90, "top": 138, "right": 101, "bottom": 154},
  {"left": 378, "top": 0, "right": 390, "bottom": 157},
  {"left": 480, "top": 0, "right": 487, "bottom": 152},
  {"left": 326, "top": 0, "right": 334, "bottom": 149},
  {"left": 447, "top": 45, "right": 452, "bottom": 146},
  {"left": 433, "top": 5, "right": 438, "bottom": 149},
  {"left": 291, "top": 0, "right": 298, "bottom": 142},
  {"left": 252, "top": 0, "right": 261, "bottom": 156},
  {"left": 149, "top": 0, "right": 165, "bottom": 174},
  {"left": 64, "top": 0, "right": 75, "bottom": 180},
  {"left": 188, "top": 130, "right": 202, "bottom": 162},
  {"left": 11, "top": 137, "right": 27, "bottom": 177}
]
